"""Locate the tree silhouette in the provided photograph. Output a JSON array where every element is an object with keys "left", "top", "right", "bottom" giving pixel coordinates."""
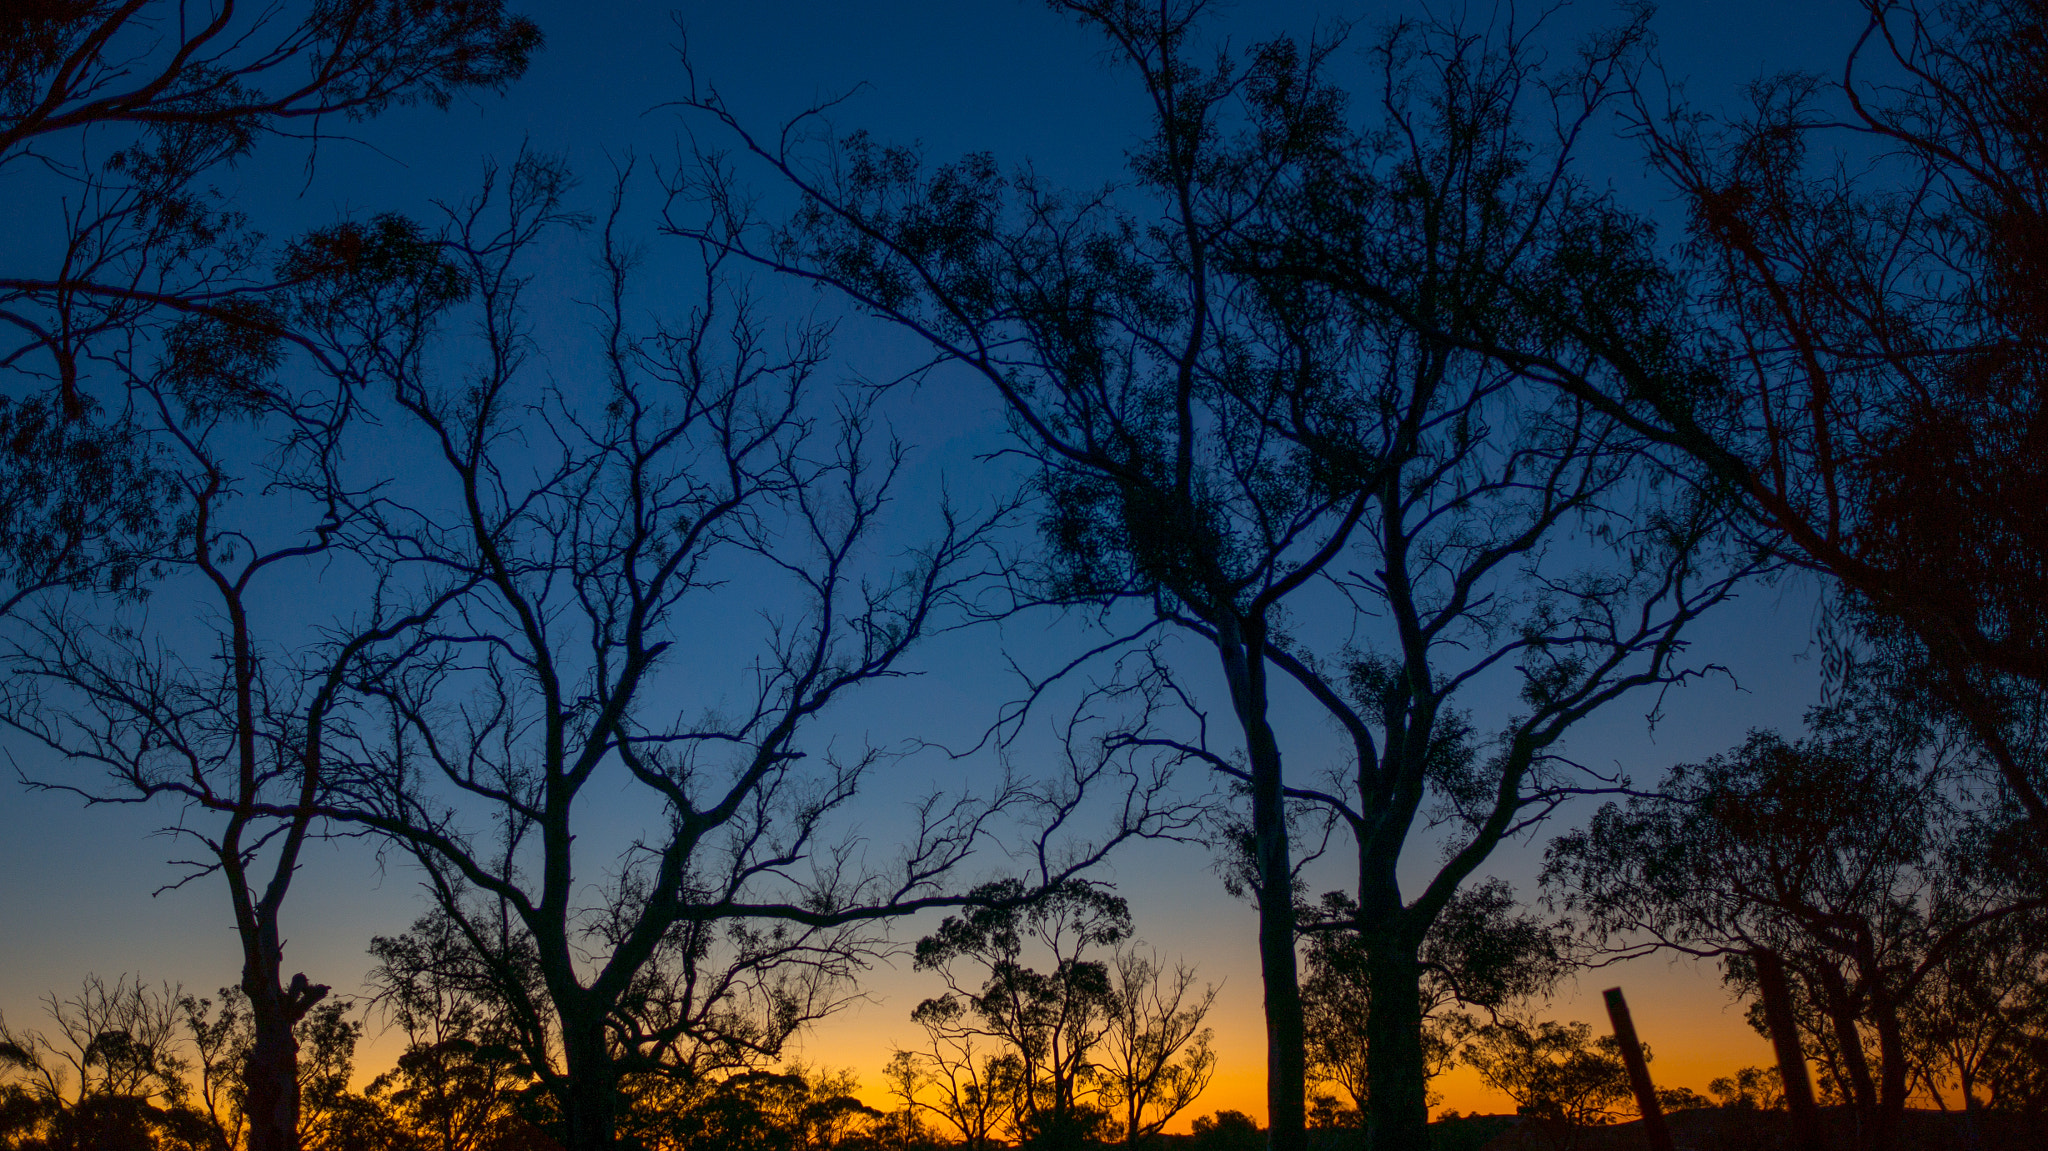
[
  {"left": 1546, "top": 684, "right": 2048, "bottom": 1149},
  {"left": 1096, "top": 949, "right": 1216, "bottom": 1149},
  {"left": 0, "top": 212, "right": 473, "bottom": 1151},
  {"left": 293, "top": 157, "right": 1193, "bottom": 1151},
  {"left": 0, "top": 975, "right": 212, "bottom": 1151},
  {"left": 1898, "top": 905, "right": 2048, "bottom": 1121},
  {"left": 1459, "top": 1017, "right": 1634, "bottom": 1151},
  {"left": 0, "top": 0, "right": 540, "bottom": 619},
  {"left": 673, "top": 7, "right": 1759, "bottom": 1149},
  {"left": 363, "top": 912, "right": 548, "bottom": 1151},
  {"left": 910, "top": 880, "right": 1130, "bottom": 1150},
  {"left": 1386, "top": 0, "right": 2048, "bottom": 833}
]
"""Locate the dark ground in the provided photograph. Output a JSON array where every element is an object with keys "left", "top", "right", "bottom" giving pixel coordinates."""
[{"left": 1467, "top": 1106, "right": 2048, "bottom": 1151}]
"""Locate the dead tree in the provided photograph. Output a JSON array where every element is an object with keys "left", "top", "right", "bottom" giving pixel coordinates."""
[{"left": 312, "top": 158, "right": 1198, "bottom": 1151}]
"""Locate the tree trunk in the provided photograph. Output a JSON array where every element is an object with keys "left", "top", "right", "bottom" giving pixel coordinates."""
[
  {"left": 1960, "top": 1061, "right": 1986, "bottom": 1151},
  {"left": 1870, "top": 992, "right": 1909, "bottom": 1151},
  {"left": 1813, "top": 965, "right": 1877, "bottom": 1118},
  {"left": 561, "top": 1014, "right": 619, "bottom": 1151},
  {"left": 242, "top": 972, "right": 324, "bottom": 1151},
  {"left": 243, "top": 1001, "right": 299, "bottom": 1151},
  {"left": 1831, "top": 1011, "right": 1877, "bottom": 1109},
  {"left": 1253, "top": 756, "right": 1305, "bottom": 1151},
  {"left": 1752, "top": 949, "right": 1826, "bottom": 1151},
  {"left": 1362, "top": 932, "right": 1430, "bottom": 1151},
  {"left": 1217, "top": 624, "right": 1305, "bottom": 1151}
]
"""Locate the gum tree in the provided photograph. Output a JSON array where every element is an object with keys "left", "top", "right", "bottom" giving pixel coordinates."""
[
  {"left": 1546, "top": 688, "right": 2048, "bottom": 1149},
  {"left": 672, "top": 5, "right": 1760, "bottom": 1148},
  {"left": 0, "top": 0, "right": 541, "bottom": 613}
]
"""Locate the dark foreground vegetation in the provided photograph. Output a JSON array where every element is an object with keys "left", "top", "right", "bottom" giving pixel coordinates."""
[
  {"left": 1472, "top": 1107, "right": 2046, "bottom": 1151},
  {"left": 4, "top": 0, "right": 2047, "bottom": 1148}
]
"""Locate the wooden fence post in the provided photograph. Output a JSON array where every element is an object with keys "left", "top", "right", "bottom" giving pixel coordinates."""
[{"left": 1603, "top": 987, "right": 1676, "bottom": 1151}]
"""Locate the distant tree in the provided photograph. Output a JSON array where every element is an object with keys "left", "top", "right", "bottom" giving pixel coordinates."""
[
  {"left": 1187, "top": 1109, "right": 1263, "bottom": 1151},
  {"left": 876, "top": 1051, "right": 943, "bottom": 1151},
  {"left": 636, "top": 1066, "right": 881, "bottom": 1151},
  {"left": 1459, "top": 1018, "right": 1634, "bottom": 1151},
  {"left": 0, "top": 975, "right": 211, "bottom": 1151},
  {"left": 1705, "top": 1066, "right": 1784, "bottom": 1112},
  {"left": 903, "top": 896, "right": 1218, "bottom": 1151},
  {"left": 886, "top": 1034, "right": 1010, "bottom": 1151},
  {"left": 910, "top": 880, "right": 1130, "bottom": 1150},
  {"left": 1095, "top": 950, "right": 1216, "bottom": 1149}
]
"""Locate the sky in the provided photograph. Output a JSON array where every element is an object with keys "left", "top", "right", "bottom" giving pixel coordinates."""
[{"left": 0, "top": 0, "right": 1883, "bottom": 1129}]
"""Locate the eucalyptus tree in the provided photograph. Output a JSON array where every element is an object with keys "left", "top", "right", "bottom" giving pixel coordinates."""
[
  {"left": 669, "top": 5, "right": 1761, "bottom": 1149},
  {"left": 1354, "top": 0, "right": 2048, "bottom": 831},
  {"left": 902, "top": 879, "right": 1216, "bottom": 1151},
  {"left": 1097, "top": 948, "right": 1218, "bottom": 1150},
  {"left": 0, "top": 975, "right": 198, "bottom": 1149},
  {"left": 308, "top": 157, "right": 1193, "bottom": 1151},
  {"left": 911, "top": 880, "right": 1131, "bottom": 1149},
  {"left": 0, "top": 0, "right": 540, "bottom": 612},
  {"left": 1546, "top": 687, "right": 2048, "bottom": 1149}
]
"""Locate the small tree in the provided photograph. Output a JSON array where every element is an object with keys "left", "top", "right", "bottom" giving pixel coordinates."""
[
  {"left": 1898, "top": 905, "right": 2048, "bottom": 1115},
  {"left": 1460, "top": 1018, "right": 1634, "bottom": 1150},
  {"left": 1188, "top": 1109, "right": 1264, "bottom": 1151},
  {"left": 1706, "top": 1066, "right": 1784, "bottom": 1112},
  {"left": 0, "top": 975, "right": 211, "bottom": 1151},
  {"left": 889, "top": 1027, "right": 1013, "bottom": 1151},
  {"left": 1096, "top": 951, "right": 1216, "bottom": 1149},
  {"left": 910, "top": 880, "right": 1130, "bottom": 1149}
]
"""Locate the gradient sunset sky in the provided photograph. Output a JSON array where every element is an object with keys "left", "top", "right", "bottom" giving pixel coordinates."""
[{"left": 0, "top": 0, "right": 1876, "bottom": 1127}]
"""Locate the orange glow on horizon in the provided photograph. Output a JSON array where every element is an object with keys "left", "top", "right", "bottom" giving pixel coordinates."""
[{"left": 785, "top": 949, "right": 1777, "bottom": 1134}]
